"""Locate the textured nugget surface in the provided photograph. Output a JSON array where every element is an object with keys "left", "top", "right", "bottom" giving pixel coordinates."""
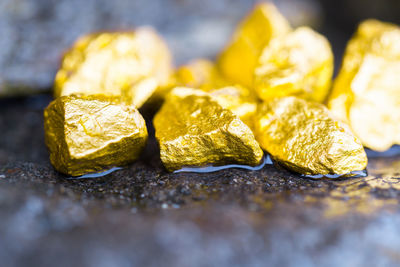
[
  {"left": 217, "top": 3, "right": 291, "bottom": 87},
  {"left": 44, "top": 95, "right": 148, "bottom": 176},
  {"left": 254, "top": 27, "right": 333, "bottom": 103},
  {"left": 154, "top": 88, "right": 263, "bottom": 172},
  {"left": 54, "top": 28, "right": 172, "bottom": 108},
  {"left": 329, "top": 20, "right": 400, "bottom": 151},
  {"left": 254, "top": 97, "right": 367, "bottom": 176},
  {"left": 171, "top": 59, "right": 258, "bottom": 129}
]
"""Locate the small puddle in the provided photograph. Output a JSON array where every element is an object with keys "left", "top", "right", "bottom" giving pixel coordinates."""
[
  {"left": 301, "top": 169, "right": 368, "bottom": 179},
  {"left": 67, "top": 167, "right": 123, "bottom": 179},
  {"left": 173, "top": 154, "right": 272, "bottom": 173}
]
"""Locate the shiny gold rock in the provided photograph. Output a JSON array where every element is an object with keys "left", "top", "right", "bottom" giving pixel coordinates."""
[
  {"left": 254, "top": 97, "right": 368, "bottom": 176},
  {"left": 54, "top": 27, "right": 172, "bottom": 108},
  {"left": 254, "top": 27, "right": 333, "bottom": 103},
  {"left": 153, "top": 87, "right": 263, "bottom": 172},
  {"left": 175, "top": 59, "right": 228, "bottom": 90},
  {"left": 217, "top": 3, "right": 291, "bottom": 87},
  {"left": 147, "top": 59, "right": 227, "bottom": 104},
  {"left": 44, "top": 95, "right": 148, "bottom": 176},
  {"left": 328, "top": 20, "right": 400, "bottom": 151},
  {"left": 166, "top": 59, "right": 259, "bottom": 129},
  {"left": 209, "top": 86, "right": 258, "bottom": 129}
]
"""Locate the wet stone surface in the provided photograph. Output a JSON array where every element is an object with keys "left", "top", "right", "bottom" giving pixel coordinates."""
[{"left": 1, "top": 95, "right": 400, "bottom": 266}]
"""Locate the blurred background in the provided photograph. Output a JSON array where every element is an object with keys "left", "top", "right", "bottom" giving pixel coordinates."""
[{"left": 1, "top": 0, "right": 400, "bottom": 96}]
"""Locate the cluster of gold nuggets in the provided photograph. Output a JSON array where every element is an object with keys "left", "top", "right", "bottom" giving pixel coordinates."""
[{"left": 44, "top": 3, "right": 400, "bottom": 177}]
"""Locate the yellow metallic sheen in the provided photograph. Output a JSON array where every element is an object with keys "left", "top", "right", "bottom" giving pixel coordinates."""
[
  {"left": 167, "top": 59, "right": 259, "bottom": 129},
  {"left": 44, "top": 95, "right": 148, "bottom": 176},
  {"left": 328, "top": 19, "right": 400, "bottom": 151},
  {"left": 209, "top": 86, "right": 258, "bottom": 129},
  {"left": 217, "top": 3, "right": 291, "bottom": 87},
  {"left": 254, "top": 97, "right": 368, "bottom": 176},
  {"left": 254, "top": 27, "right": 334, "bottom": 103},
  {"left": 153, "top": 87, "right": 264, "bottom": 172},
  {"left": 54, "top": 27, "right": 172, "bottom": 108},
  {"left": 149, "top": 59, "right": 226, "bottom": 105},
  {"left": 175, "top": 59, "right": 228, "bottom": 90}
]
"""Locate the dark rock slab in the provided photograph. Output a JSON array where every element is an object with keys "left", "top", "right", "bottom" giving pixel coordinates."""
[{"left": 1, "top": 95, "right": 400, "bottom": 266}]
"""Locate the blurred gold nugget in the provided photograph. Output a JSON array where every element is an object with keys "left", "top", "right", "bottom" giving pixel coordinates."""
[
  {"left": 150, "top": 59, "right": 225, "bottom": 104},
  {"left": 153, "top": 88, "right": 263, "bottom": 172},
  {"left": 217, "top": 3, "right": 291, "bottom": 87},
  {"left": 44, "top": 95, "right": 148, "bottom": 176},
  {"left": 172, "top": 59, "right": 258, "bottom": 128},
  {"left": 254, "top": 97, "right": 367, "bottom": 176},
  {"left": 54, "top": 27, "right": 172, "bottom": 108},
  {"left": 175, "top": 59, "right": 228, "bottom": 90},
  {"left": 328, "top": 20, "right": 400, "bottom": 151},
  {"left": 254, "top": 27, "right": 334, "bottom": 103},
  {"left": 209, "top": 86, "right": 258, "bottom": 129}
]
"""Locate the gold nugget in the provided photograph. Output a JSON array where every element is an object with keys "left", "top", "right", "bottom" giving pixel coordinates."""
[
  {"left": 217, "top": 3, "right": 291, "bottom": 87},
  {"left": 153, "top": 88, "right": 263, "bottom": 172},
  {"left": 209, "top": 86, "right": 258, "bottom": 129},
  {"left": 254, "top": 27, "right": 333, "bottom": 103},
  {"left": 54, "top": 27, "right": 172, "bottom": 108},
  {"left": 168, "top": 59, "right": 259, "bottom": 129},
  {"left": 328, "top": 20, "right": 400, "bottom": 151},
  {"left": 44, "top": 95, "right": 148, "bottom": 176},
  {"left": 254, "top": 97, "right": 367, "bottom": 176},
  {"left": 175, "top": 59, "right": 228, "bottom": 90},
  {"left": 149, "top": 59, "right": 226, "bottom": 104}
]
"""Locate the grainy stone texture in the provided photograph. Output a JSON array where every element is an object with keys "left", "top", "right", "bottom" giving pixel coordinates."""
[{"left": 1, "top": 95, "right": 400, "bottom": 267}]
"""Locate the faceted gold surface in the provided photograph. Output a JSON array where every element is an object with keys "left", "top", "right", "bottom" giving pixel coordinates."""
[
  {"left": 164, "top": 59, "right": 259, "bottom": 128},
  {"left": 54, "top": 27, "right": 172, "bottom": 108},
  {"left": 149, "top": 59, "right": 227, "bottom": 104},
  {"left": 153, "top": 87, "right": 263, "bottom": 172},
  {"left": 175, "top": 59, "right": 228, "bottom": 90},
  {"left": 209, "top": 86, "right": 258, "bottom": 129},
  {"left": 254, "top": 27, "right": 333, "bottom": 103},
  {"left": 254, "top": 97, "right": 368, "bottom": 176},
  {"left": 328, "top": 20, "right": 400, "bottom": 151},
  {"left": 44, "top": 95, "right": 148, "bottom": 176},
  {"left": 217, "top": 3, "right": 291, "bottom": 87}
]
